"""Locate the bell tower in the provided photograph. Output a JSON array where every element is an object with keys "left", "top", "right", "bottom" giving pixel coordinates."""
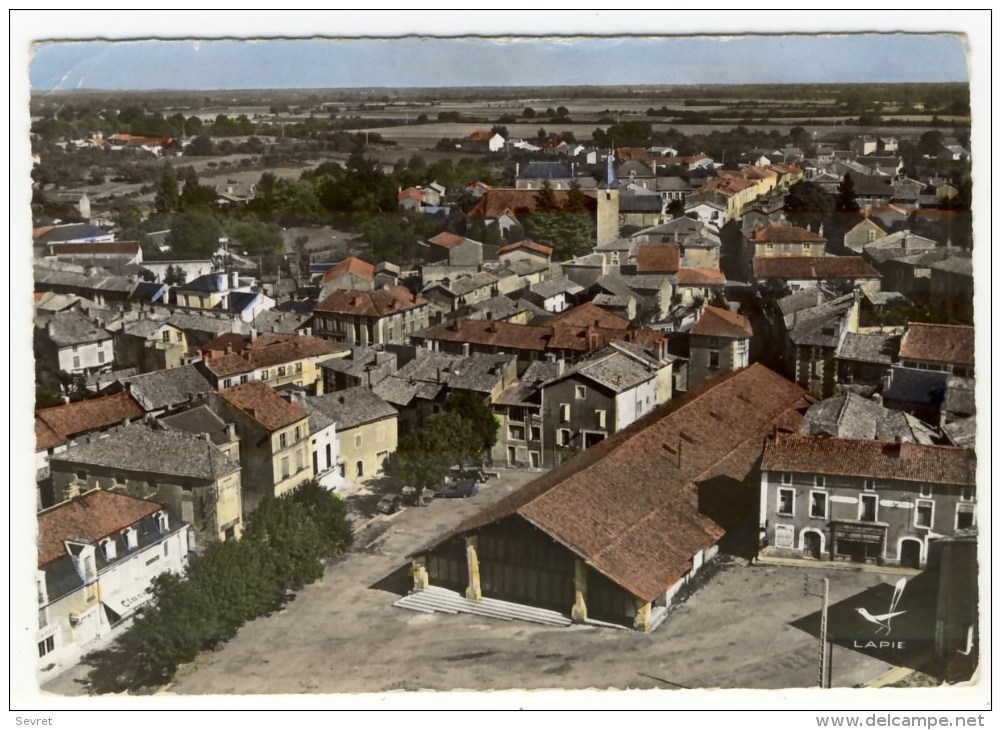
[{"left": 596, "top": 149, "right": 620, "bottom": 247}]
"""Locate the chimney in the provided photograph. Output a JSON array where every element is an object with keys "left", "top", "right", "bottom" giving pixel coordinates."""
[
  {"left": 557, "top": 357, "right": 565, "bottom": 376},
  {"left": 250, "top": 327, "right": 258, "bottom": 342},
  {"left": 226, "top": 423, "right": 236, "bottom": 441},
  {"left": 516, "top": 163, "right": 520, "bottom": 178},
  {"left": 230, "top": 271, "right": 239, "bottom": 289}
]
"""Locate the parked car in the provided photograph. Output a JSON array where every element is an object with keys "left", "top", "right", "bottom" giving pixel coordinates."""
[
  {"left": 438, "top": 480, "right": 479, "bottom": 499},
  {"left": 449, "top": 467, "right": 488, "bottom": 483},
  {"left": 376, "top": 494, "right": 402, "bottom": 514}
]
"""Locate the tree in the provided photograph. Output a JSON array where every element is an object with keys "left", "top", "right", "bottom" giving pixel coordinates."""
[
  {"left": 556, "top": 106, "right": 570, "bottom": 118},
  {"left": 445, "top": 393, "right": 500, "bottom": 456},
  {"left": 523, "top": 107, "right": 536, "bottom": 119},
  {"left": 523, "top": 209, "right": 596, "bottom": 260},
  {"left": 835, "top": 174, "right": 861, "bottom": 215},
  {"left": 225, "top": 219, "right": 284, "bottom": 255},
  {"left": 164, "top": 264, "right": 187, "bottom": 286},
  {"left": 289, "top": 480, "right": 354, "bottom": 555},
  {"left": 918, "top": 130, "right": 945, "bottom": 157},
  {"left": 535, "top": 180, "right": 559, "bottom": 212},
  {"left": 154, "top": 168, "right": 180, "bottom": 216},
  {"left": 390, "top": 430, "right": 454, "bottom": 489},
  {"left": 784, "top": 180, "right": 836, "bottom": 233},
  {"left": 185, "top": 135, "right": 216, "bottom": 156},
  {"left": 242, "top": 496, "right": 326, "bottom": 589},
  {"left": 166, "top": 212, "right": 223, "bottom": 258}
]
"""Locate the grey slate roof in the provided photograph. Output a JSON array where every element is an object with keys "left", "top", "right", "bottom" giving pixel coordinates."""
[
  {"left": 306, "top": 387, "right": 397, "bottom": 430},
  {"left": 944, "top": 376, "right": 976, "bottom": 417},
  {"left": 160, "top": 405, "right": 233, "bottom": 446},
  {"left": 929, "top": 256, "right": 974, "bottom": 278},
  {"left": 496, "top": 360, "right": 563, "bottom": 406},
  {"left": 117, "top": 365, "right": 215, "bottom": 412},
  {"left": 40, "top": 310, "right": 112, "bottom": 346},
  {"left": 51, "top": 421, "right": 240, "bottom": 480},
  {"left": 34, "top": 224, "right": 110, "bottom": 244},
  {"left": 838, "top": 332, "right": 900, "bottom": 364},
  {"left": 529, "top": 275, "right": 583, "bottom": 300},
  {"left": 298, "top": 398, "right": 336, "bottom": 436},
  {"left": 800, "top": 391, "right": 938, "bottom": 445},
  {"left": 784, "top": 293, "right": 855, "bottom": 348},
  {"left": 942, "top": 416, "right": 976, "bottom": 448},
  {"left": 518, "top": 162, "right": 573, "bottom": 180},
  {"left": 121, "top": 317, "right": 173, "bottom": 339}
]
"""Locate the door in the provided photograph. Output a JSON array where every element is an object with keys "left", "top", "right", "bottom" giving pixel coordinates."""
[
  {"left": 899, "top": 539, "right": 922, "bottom": 569},
  {"left": 804, "top": 531, "right": 822, "bottom": 560}
]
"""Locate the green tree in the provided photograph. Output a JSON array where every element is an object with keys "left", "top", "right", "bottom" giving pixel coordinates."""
[
  {"left": 185, "top": 135, "right": 216, "bottom": 156},
  {"left": 290, "top": 480, "right": 354, "bottom": 555},
  {"left": 523, "top": 210, "right": 595, "bottom": 260},
  {"left": 445, "top": 393, "right": 500, "bottom": 455},
  {"left": 225, "top": 219, "right": 284, "bottom": 255},
  {"left": 242, "top": 497, "right": 326, "bottom": 589},
  {"left": 154, "top": 168, "right": 180, "bottom": 216},
  {"left": 390, "top": 430, "right": 454, "bottom": 489},
  {"left": 166, "top": 211, "right": 224, "bottom": 258}
]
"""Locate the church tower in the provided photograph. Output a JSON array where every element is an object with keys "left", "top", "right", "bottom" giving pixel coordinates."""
[{"left": 595, "top": 149, "right": 620, "bottom": 247}]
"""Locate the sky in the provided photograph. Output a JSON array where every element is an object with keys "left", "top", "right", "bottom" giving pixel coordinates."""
[
  {"left": 19, "top": 10, "right": 980, "bottom": 92},
  {"left": 29, "top": 34, "right": 970, "bottom": 92}
]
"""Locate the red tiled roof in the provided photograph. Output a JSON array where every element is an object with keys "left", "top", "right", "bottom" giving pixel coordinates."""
[
  {"left": 616, "top": 147, "right": 651, "bottom": 162},
  {"left": 315, "top": 286, "right": 428, "bottom": 317},
  {"left": 203, "top": 333, "right": 349, "bottom": 377},
  {"left": 676, "top": 268, "right": 727, "bottom": 286},
  {"left": 397, "top": 187, "right": 424, "bottom": 202},
  {"left": 467, "top": 130, "right": 497, "bottom": 142},
  {"left": 469, "top": 188, "right": 597, "bottom": 219},
  {"left": 548, "top": 302, "right": 630, "bottom": 330},
  {"left": 35, "top": 393, "right": 145, "bottom": 451},
  {"left": 749, "top": 223, "right": 826, "bottom": 243},
  {"left": 47, "top": 241, "right": 141, "bottom": 256},
  {"left": 753, "top": 256, "right": 881, "bottom": 280},
  {"left": 899, "top": 323, "right": 975, "bottom": 367},
  {"left": 201, "top": 332, "right": 248, "bottom": 356},
  {"left": 690, "top": 305, "right": 753, "bottom": 338},
  {"left": 497, "top": 239, "right": 553, "bottom": 257},
  {"left": 38, "top": 490, "right": 164, "bottom": 566},
  {"left": 412, "top": 364, "right": 812, "bottom": 602},
  {"left": 322, "top": 257, "right": 376, "bottom": 284},
  {"left": 636, "top": 244, "right": 680, "bottom": 274},
  {"left": 108, "top": 133, "right": 176, "bottom": 146},
  {"left": 421, "top": 317, "right": 663, "bottom": 354},
  {"left": 427, "top": 231, "right": 467, "bottom": 249},
  {"left": 761, "top": 433, "right": 975, "bottom": 486},
  {"left": 219, "top": 381, "right": 308, "bottom": 432}
]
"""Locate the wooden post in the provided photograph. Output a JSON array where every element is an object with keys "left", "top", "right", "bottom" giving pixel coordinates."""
[
  {"left": 465, "top": 536, "right": 482, "bottom": 602},
  {"left": 411, "top": 556, "right": 429, "bottom": 591},
  {"left": 571, "top": 558, "right": 588, "bottom": 623}
]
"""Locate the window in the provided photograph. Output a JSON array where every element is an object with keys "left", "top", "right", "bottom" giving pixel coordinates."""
[
  {"left": 279, "top": 433, "right": 287, "bottom": 449},
  {"left": 956, "top": 504, "right": 975, "bottom": 530},
  {"left": 224, "top": 379, "right": 233, "bottom": 388},
  {"left": 529, "top": 425, "right": 541, "bottom": 442},
  {"left": 596, "top": 410, "right": 607, "bottom": 429},
  {"left": 560, "top": 403, "right": 571, "bottom": 422},
  {"left": 508, "top": 425, "right": 526, "bottom": 441},
  {"left": 708, "top": 351, "right": 720, "bottom": 370},
  {"left": 261, "top": 369, "right": 270, "bottom": 380},
  {"left": 294, "top": 426, "right": 301, "bottom": 442},
  {"left": 38, "top": 636, "right": 55, "bottom": 658},
  {"left": 863, "top": 479, "right": 876, "bottom": 492},
  {"left": 781, "top": 472, "right": 792, "bottom": 485},
  {"left": 100, "top": 539, "right": 116, "bottom": 561},
  {"left": 176, "top": 332, "right": 183, "bottom": 343},
  {"left": 98, "top": 350, "right": 105, "bottom": 363},
  {"left": 814, "top": 475, "right": 825, "bottom": 488},
  {"left": 778, "top": 488, "right": 795, "bottom": 516},
  {"left": 574, "top": 385, "right": 587, "bottom": 400},
  {"left": 278, "top": 366, "right": 286, "bottom": 377},
  {"left": 73, "top": 356, "right": 81, "bottom": 369},
  {"left": 860, "top": 493, "right": 878, "bottom": 522},
  {"left": 296, "top": 450, "right": 304, "bottom": 472},
  {"left": 961, "top": 487, "right": 974, "bottom": 502},
  {"left": 915, "top": 500, "right": 934, "bottom": 528},
  {"left": 240, "top": 375, "right": 248, "bottom": 384},
  {"left": 295, "top": 362, "right": 303, "bottom": 373},
  {"left": 557, "top": 429, "right": 572, "bottom": 447},
  {"left": 919, "top": 484, "right": 933, "bottom": 498},
  {"left": 765, "top": 243, "right": 774, "bottom": 252},
  {"left": 801, "top": 243, "right": 811, "bottom": 253},
  {"left": 354, "top": 434, "right": 363, "bottom": 449},
  {"left": 162, "top": 331, "right": 170, "bottom": 342},
  {"left": 356, "top": 460, "right": 364, "bottom": 478},
  {"left": 281, "top": 456, "right": 290, "bottom": 479},
  {"left": 809, "top": 491, "right": 827, "bottom": 519}
]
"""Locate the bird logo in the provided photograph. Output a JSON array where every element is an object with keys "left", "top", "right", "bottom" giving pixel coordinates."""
[{"left": 856, "top": 578, "right": 908, "bottom": 636}]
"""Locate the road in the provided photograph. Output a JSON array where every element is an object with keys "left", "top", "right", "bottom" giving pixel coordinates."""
[{"left": 40, "top": 467, "right": 915, "bottom": 698}]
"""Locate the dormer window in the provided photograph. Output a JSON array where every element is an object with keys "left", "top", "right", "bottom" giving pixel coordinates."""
[
  {"left": 101, "top": 538, "right": 117, "bottom": 561},
  {"left": 155, "top": 511, "right": 169, "bottom": 533},
  {"left": 122, "top": 527, "right": 138, "bottom": 551}
]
